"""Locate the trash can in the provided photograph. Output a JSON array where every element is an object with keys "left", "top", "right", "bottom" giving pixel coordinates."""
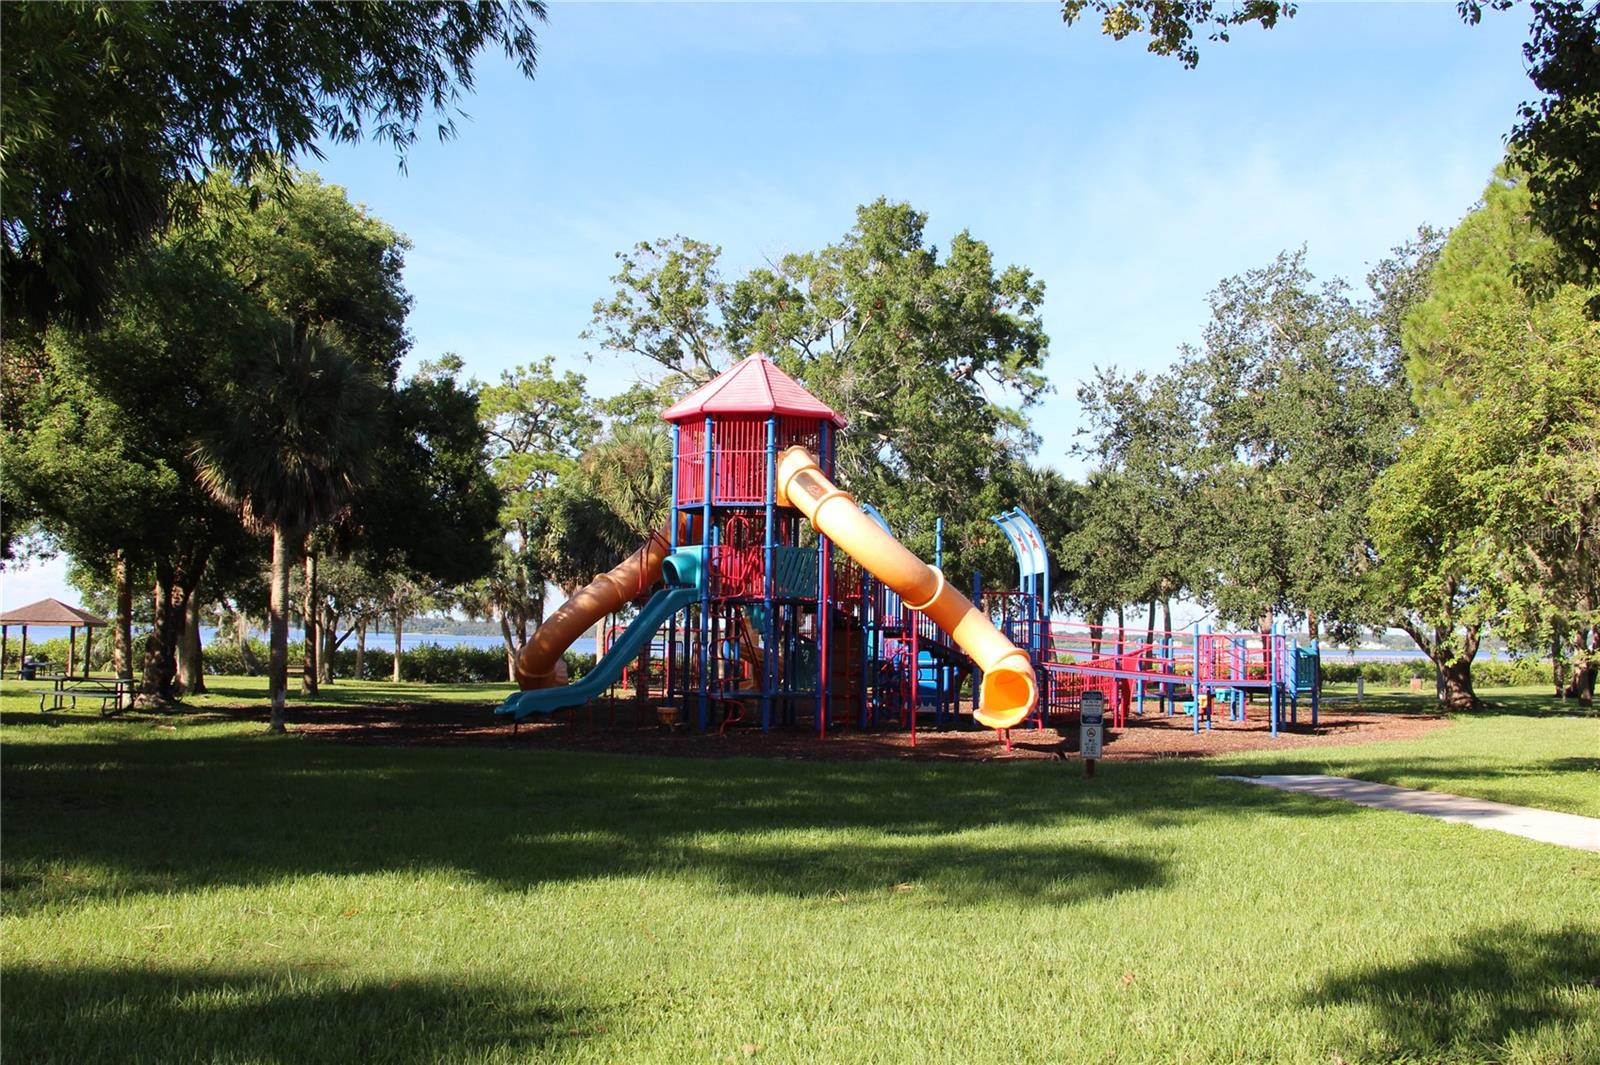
[{"left": 20, "top": 658, "right": 37, "bottom": 681}]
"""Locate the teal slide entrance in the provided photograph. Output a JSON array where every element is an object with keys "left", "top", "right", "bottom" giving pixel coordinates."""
[{"left": 496, "top": 547, "right": 704, "bottom": 721}]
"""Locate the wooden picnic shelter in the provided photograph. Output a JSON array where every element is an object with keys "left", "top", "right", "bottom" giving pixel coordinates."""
[{"left": 0, "top": 598, "right": 109, "bottom": 678}]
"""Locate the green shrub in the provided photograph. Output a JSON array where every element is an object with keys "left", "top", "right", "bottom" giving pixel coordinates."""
[
  {"left": 4, "top": 635, "right": 115, "bottom": 672},
  {"left": 563, "top": 651, "right": 596, "bottom": 680},
  {"left": 389, "top": 642, "right": 507, "bottom": 683},
  {"left": 1322, "top": 657, "right": 1550, "bottom": 687},
  {"left": 202, "top": 638, "right": 272, "bottom": 676}
]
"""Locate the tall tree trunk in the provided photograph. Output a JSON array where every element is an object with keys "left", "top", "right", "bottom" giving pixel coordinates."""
[
  {"left": 1436, "top": 655, "right": 1477, "bottom": 710},
  {"left": 1115, "top": 605, "right": 1125, "bottom": 654},
  {"left": 1551, "top": 618, "right": 1567, "bottom": 697},
  {"left": 235, "top": 607, "right": 261, "bottom": 675},
  {"left": 1399, "top": 619, "right": 1480, "bottom": 710},
  {"left": 355, "top": 619, "right": 367, "bottom": 681},
  {"left": 319, "top": 601, "right": 337, "bottom": 685},
  {"left": 1145, "top": 597, "right": 1157, "bottom": 637},
  {"left": 137, "top": 544, "right": 212, "bottom": 705},
  {"left": 392, "top": 612, "right": 403, "bottom": 683},
  {"left": 500, "top": 613, "right": 518, "bottom": 683},
  {"left": 1306, "top": 608, "right": 1319, "bottom": 640},
  {"left": 138, "top": 562, "right": 185, "bottom": 705},
  {"left": 301, "top": 550, "right": 319, "bottom": 696},
  {"left": 1566, "top": 662, "right": 1598, "bottom": 706},
  {"left": 1565, "top": 624, "right": 1597, "bottom": 707},
  {"left": 268, "top": 526, "right": 295, "bottom": 732},
  {"left": 178, "top": 589, "right": 206, "bottom": 695},
  {"left": 1161, "top": 596, "right": 1172, "bottom": 636},
  {"left": 113, "top": 551, "right": 133, "bottom": 681}
]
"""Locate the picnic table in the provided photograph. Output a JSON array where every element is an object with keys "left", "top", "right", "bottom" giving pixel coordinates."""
[{"left": 22, "top": 673, "right": 134, "bottom": 715}]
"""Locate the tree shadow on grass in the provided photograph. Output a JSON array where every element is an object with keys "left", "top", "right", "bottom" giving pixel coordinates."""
[
  {"left": 0, "top": 732, "right": 1375, "bottom": 917},
  {"left": 0, "top": 963, "right": 601, "bottom": 1065},
  {"left": 1305, "top": 923, "right": 1600, "bottom": 1061},
  {"left": 512, "top": 829, "right": 1164, "bottom": 906},
  {"left": 1468, "top": 694, "right": 1597, "bottom": 719}
]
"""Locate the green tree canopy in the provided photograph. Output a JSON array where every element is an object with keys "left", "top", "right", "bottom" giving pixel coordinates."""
[
  {"left": 588, "top": 199, "right": 1052, "bottom": 583},
  {"left": 194, "top": 326, "right": 386, "bottom": 729},
  {"left": 3, "top": 169, "right": 493, "bottom": 701},
  {"left": 1505, "top": 0, "right": 1600, "bottom": 298},
  {"left": 1, "top": 0, "right": 545, "bottom": 326},
  {"left": 1075, "top": 248, "right": 1416, "bottom": 640},
  {"left": 1376, "top": 169, "right": 1600, "bottom": 706},
  {"left": 1058, "top": 0, "right": 1293, "bottom": 67},
  {"left": 466, "top": 358, "right": 599, "bottom": 674}
]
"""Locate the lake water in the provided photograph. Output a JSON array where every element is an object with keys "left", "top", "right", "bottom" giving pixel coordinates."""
[
  {"left": 6, "top": 625, "right": 599, "bottom": 657},
  {"left": 9, "top": 624, "right": 1516, "bottom": 665}
]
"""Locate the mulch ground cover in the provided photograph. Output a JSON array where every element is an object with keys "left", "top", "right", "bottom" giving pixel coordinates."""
[{"left": 268, "top": 696, "right": 1451, "bottom": 762}]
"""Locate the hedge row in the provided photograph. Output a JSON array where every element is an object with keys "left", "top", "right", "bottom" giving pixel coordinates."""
[
  {"left": 6, "top": 634, "right": 1552, "bottom": 689},
  {"left": 1321, "top": 657, "right": 1551, "bottom": 687},
  {"left": 1, "top": 636, "right": 115, "bottom": 672},
  {"left": 199, "top": 639, "right": 596, "bottom": 684}
]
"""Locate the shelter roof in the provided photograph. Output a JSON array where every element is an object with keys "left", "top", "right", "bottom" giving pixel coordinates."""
[
  {"left": 660, "top": 355, "right": 845, "bottom": 427},
  {"left": 0, "top": 598, "right": 110, "bottom": 627}
]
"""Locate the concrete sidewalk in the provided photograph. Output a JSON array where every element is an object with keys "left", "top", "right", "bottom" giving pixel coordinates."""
[{"left": 1221, "top": 774, "right": 1600, "bottom": 853}]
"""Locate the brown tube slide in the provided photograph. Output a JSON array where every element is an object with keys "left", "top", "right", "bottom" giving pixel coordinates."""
[
  {"left": 775, "top": 447, "right": 1038, "bottom": 730},
  {"left": 513, "top": 528, "right": 673, "bottom": 690}
]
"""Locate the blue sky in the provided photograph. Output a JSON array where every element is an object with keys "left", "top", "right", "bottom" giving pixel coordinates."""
[{"left": 5, "top": 1, "right": 1534, "bottom": 609}]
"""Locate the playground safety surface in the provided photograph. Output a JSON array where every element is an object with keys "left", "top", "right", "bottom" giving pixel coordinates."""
[{"left": 288, "top": 702, "right": 1451, "bottom": 762}]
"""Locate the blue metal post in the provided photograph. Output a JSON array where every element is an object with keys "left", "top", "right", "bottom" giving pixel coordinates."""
[
  {"left": 1163, "top": 632, "right": 1174, "bottom": 716},
  {"left": 1269, "top": 623, "right": 1280, "bottom": 738},
  {"left": 763, "top": 416, "right": 777, "bottom": 731},
  {"left": 1311, "top": 637, "right": 1321, "bottom": 724},
  {"left": 1192, "top": 622, "right": 1203, "bottom": 733},
  {"left": 859, "top": 576, "right": 871, "bottom": 729},
  {"left": 971, "top": 570, "right": 984, "bottom": 726},
  {"left": 1289, "top": 633, "right": 1299, "bottom": 724},
  {"left": 698, "top": 416, "right": 714, "bottom": 732},
  {"left": 667, "top": 423, "right": 680, "bottom": 711},
  {"left": 816, "top": 420, "right": 832, "bottom": 734}
]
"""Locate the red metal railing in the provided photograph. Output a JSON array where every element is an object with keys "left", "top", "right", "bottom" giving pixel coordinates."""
[
  {"left": 676, "top": 420, "right": 707, "bottom": 505},
  {"left": 713, "top": 417, "right": 767, "bottom": 503}
]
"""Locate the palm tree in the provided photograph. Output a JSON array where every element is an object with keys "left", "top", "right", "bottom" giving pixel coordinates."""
[
  {"left": 581, "top": 423, "right": 672, "bottom": 702},
  {"left": 583, "top": 422, "right": 673, "bottom": 551},
  {"left": 193, "top": 323, "right": 384, "bottom": 731}
]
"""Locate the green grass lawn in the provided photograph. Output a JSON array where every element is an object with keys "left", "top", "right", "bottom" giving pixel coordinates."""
[{"left": 2, "top": 683, "right": 1596, "bottom": 1063}]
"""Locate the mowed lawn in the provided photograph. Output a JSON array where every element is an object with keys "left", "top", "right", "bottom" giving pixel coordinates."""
[{"left": 1, "top": 684, "right": 1596, "bottom": 1064}]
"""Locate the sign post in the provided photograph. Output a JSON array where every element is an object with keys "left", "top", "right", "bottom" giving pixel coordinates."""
[{"left": 1080, "top": 690, "right": 1105, "bottom": 777}]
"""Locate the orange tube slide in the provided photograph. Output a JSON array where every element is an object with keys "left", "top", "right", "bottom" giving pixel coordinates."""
[
  {"left": 514, "top": 529, "right": 673, "bottom": 690},
  {"left": 775, "top": 447, "right": 1037, "bottom": 730}
]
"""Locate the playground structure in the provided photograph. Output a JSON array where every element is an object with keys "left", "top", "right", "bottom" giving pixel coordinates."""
[
  {"left": 978, "top": 511, "right": 1322, "bottom": 738},
  {"left": 498, "top": 355, "right": 1034, "bottom": 735},
  {"left": 497, "top": 354, "right": 1320, "bottom": 742}
]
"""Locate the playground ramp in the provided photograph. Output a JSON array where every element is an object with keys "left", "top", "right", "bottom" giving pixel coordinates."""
[
  {"left": 512, "top": 528, "right": 672, "bottom": 690},
  {"left": 499, "top": 548, "right": 704, "bottom": 720}
]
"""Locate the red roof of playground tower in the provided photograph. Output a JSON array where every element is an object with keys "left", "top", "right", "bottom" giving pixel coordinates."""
[{"left": 659, "top": 354, "right": 845, "bottom": 427}]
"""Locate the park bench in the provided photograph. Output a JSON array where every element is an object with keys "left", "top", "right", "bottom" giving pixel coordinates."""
[{"left": 25, "top": 677, "right": 132, "bottom": 716}]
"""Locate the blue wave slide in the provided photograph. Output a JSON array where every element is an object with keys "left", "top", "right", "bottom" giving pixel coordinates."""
[{"left": 496, "top": 547, "right": 704, "bottom": 721}]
